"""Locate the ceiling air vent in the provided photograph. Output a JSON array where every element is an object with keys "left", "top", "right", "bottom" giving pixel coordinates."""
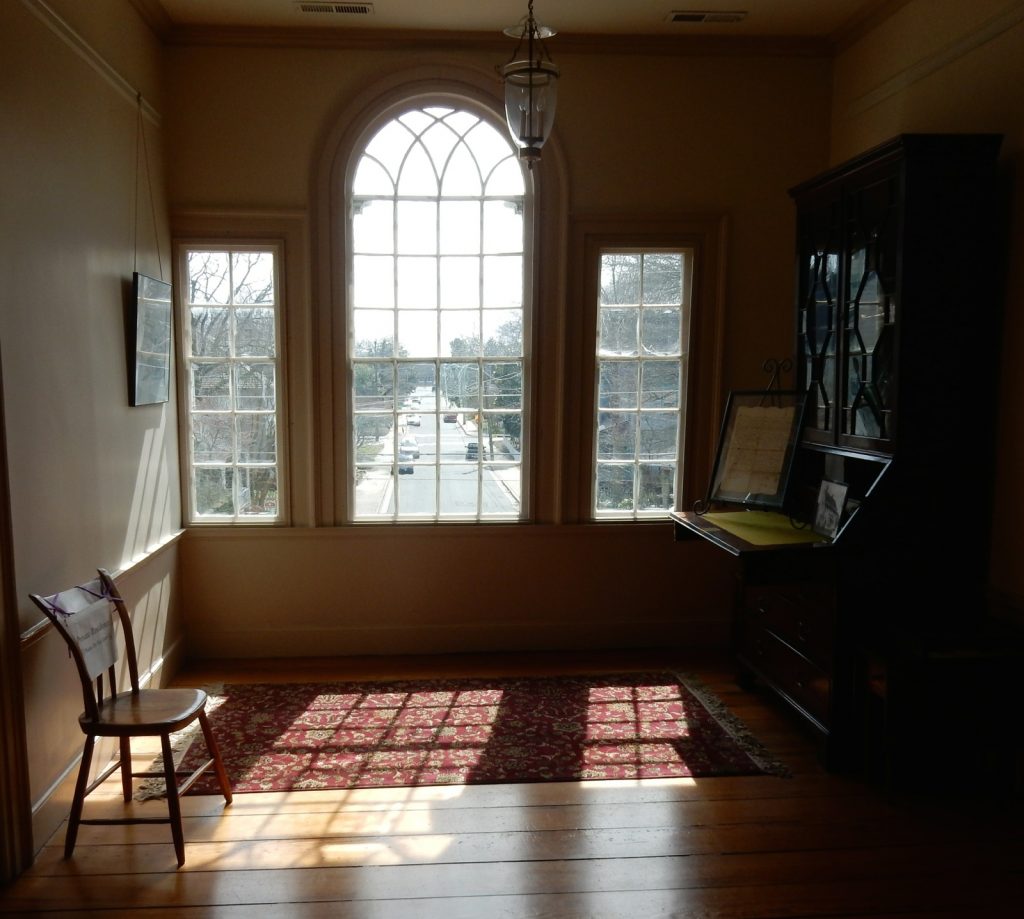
[
  {"left": 668, "top": 10, "right": 747, "bottom": 24},
  {"left": 294, "top": 2, "right": 374, "bottom": 15}
]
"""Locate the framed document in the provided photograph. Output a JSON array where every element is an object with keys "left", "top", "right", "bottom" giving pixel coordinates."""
[
  {"left": 706, "top": 390, "right": 807, "bottom": 511},
  {"left": 814, "top": 479, "right": 848, "bottom": 539}
]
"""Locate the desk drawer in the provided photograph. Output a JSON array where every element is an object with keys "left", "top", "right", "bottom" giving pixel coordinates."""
[
  {"left": 741, "top": 626, "right": 832, "bottom": 727},
  {"left": 744, "top": 584, "right": 834, "bottom": 670}
]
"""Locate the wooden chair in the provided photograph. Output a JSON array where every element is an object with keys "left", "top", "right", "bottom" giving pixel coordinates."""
[{"left": 30, "top": 569, "right": 232, "bottom": 866}]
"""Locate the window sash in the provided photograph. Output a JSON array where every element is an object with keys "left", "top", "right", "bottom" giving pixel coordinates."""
[
  {"left": 179, "top": 246, "right": 284, "bottom": 523},
  {"left": 593, "top": 249, "right": 693, "bottom": 520}
]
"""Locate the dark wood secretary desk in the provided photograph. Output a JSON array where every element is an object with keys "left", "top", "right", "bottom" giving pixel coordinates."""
[{"left": 673, "top": 134, "right": 1011, "bottom": 779}]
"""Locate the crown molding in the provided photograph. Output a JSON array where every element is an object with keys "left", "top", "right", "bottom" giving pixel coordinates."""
[
  {"left": 162, "top": 24, "right": 830, "bottom": 58},
  {"left": 128, "top": 0, "right": 173, "bottom": 38}
]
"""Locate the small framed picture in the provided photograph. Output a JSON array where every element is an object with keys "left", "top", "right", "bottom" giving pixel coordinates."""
[{"left": 814, "top": 479, "right": 848, "bottom": 539}]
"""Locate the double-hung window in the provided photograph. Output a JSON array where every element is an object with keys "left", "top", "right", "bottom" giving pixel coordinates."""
[
  {"left": 180, "top": 246, "right": 283, "bottom": 522},
  {"left": 593, "top": 249, "right": 692, "bottom": 518},
  {"left": 349, "top": 105, "right": 528, "bottom": 521}
]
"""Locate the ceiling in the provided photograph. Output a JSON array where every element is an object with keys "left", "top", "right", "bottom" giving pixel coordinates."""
[{"left": 150, "top": 0, "right": 896, "bottom": 40}]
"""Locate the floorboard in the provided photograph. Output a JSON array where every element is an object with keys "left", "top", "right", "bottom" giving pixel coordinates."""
[{"left": 2, "top": 651, "right": 1021, "bottom": 917}]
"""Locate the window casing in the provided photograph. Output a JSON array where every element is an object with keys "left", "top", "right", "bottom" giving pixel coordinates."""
[
  {"left": 592, "top": 249, "right": 692, "bottom": 519},
  {"left": 348, "top": 104, "right": 530, "bottom": 522},
  {"left": 179, "top": 246, "right": 283, "bottom": 523}
]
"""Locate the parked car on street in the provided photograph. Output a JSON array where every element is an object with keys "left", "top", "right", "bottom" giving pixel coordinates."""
[
  {"left": 404, "top": 414, "right": 421, "bottom": 426},
  {"left": 443, "top": 412, "right": 457, "bottom": 423},
  {"left": 399, "top": 436, "right": 420, "bottom": 458},
  {"left": 465, "top": 441, "right": 488, "bottom": 460},
  {"left": 397, "top": 450, "right": 415, "bottom": 474}
]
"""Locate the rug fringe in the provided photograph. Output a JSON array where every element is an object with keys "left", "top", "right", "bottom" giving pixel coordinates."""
[
  {"left": 135, "top": 684, "right": 226, "bottom": 801},
  {"left": 674, "top": 671, "right": 791, "bottom": 777}
]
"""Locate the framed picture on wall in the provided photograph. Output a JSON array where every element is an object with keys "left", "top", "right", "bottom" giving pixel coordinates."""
[
  {"left": 129, "top": 272, "right": 172, "bottom": 406},
  {"left": 706, "top": 389, "right": 807, "bottom": 511}
]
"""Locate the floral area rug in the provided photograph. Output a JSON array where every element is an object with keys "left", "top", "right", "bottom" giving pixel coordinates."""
[{"left": 140, "top": 672, "right": 786, "bottom": 797}]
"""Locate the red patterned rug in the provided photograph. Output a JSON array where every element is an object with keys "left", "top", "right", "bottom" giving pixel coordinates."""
[{"left": 152, "top": 672, "right": 785, "bottom": 796}]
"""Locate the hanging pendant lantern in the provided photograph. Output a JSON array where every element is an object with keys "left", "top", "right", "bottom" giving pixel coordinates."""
[{"left": 501, "top": 0, "right": 558, "bottom": 166}]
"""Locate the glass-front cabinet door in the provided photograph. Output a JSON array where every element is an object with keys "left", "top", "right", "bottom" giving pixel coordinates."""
[
  {"left": 794, "top": 158, "right": 901, "bottom": 456},
  {"left": 840, "top": 167, "right": 900, "bottom": 452},
  {"left": 795, "top": 192, "right": 842, "bottom": 447}
]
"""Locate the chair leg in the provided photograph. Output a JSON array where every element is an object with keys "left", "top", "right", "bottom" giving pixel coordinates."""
[
  {"left": 64, "top": 736, "right": 95, "bottom": 860},
  {"left": 160, "top": 733, "right": 186, "bottom": 867},
  {"left": 198, "top": 709, "right": 233, "bottom": 804},
  {"left": 119, "top": 737, "right": 133, "bottom": 802}
]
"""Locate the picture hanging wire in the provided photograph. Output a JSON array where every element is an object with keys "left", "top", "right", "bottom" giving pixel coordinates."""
[{"left": 133, "top": 91, "right": 164, "bottom": 282}]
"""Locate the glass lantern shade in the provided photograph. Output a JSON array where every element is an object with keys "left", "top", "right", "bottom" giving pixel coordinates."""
[{"left": 501, "top": 59, "right": 559, "bottom": 163}]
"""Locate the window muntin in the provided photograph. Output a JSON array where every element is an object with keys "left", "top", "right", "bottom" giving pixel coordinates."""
[
  {"left": 593, "top": 250, "right": 691, "bottom": 518},
  {"left": 349, "top": 105, "right": 527, "bottom": 522},
  {"left": 182, "top": 248, "right": 282, "bottom": 522}
]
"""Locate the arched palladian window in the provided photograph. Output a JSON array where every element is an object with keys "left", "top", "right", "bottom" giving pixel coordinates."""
[{"left": 349, "top": 104, "right": 529, "bottom": 521}]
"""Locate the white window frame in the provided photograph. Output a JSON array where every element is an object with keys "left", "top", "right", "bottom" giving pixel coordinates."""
[
  {"left": 344, "top": 100, "right": 533, "bottom": 523},
  {"left": 176, "top": 242, "right": 287, "bottom": 525},
  {"left": 592, "top": 247, "right": 694, "bottom": 520}
]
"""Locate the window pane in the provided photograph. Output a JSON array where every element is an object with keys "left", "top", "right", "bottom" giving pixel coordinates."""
[
  {"left": 353, "top": 199, "right": 394, "bottom": 254},
  {"left": 354, "top": 414, "right": 393, "bottom": 463},
  {"left": 483, "top": 256, "right": 523, "bottom": 308},
  {"left": 365, "top": 120, "right": 413, "bottom": 184},
  {"left": 195, "top": 467, "right": 233, "bottom": 516},
  {"left": 231, "top": 252, "right": 275, "bottom": 303},
  {"left": 598, "top": 412, "right": 637, "bottom": 459},
  {"left": 190, "top": 308, "right": 229, "bottom": 357},
  {"left": 353, "top": 310, "right": 395, "bottom": 356},
  {"left": 641, "top": 362, "right": 680, "bottom": 409},
  {"left": 642, "top": 253, "right": 682, "bottom": 305},
  {"left": 354, "top": 256, "right": 394, "bottom": 309},
  {"left": 352, "top": 157, "right": 394, "bottom": 196},
  {"left": 639, "top": 413, "right": 678, "bottom": 459},
  {"left": 397, "top": 310, "right": 437, "bottom": 357},
  {"left": 441, "top": 311, "right": 480, "bottom": 357},
  {"left": 193, "top": 415, "right": 233, "bottom": 463},
  {"left": 192, "top": 363, "right": 230, "bottom": 411},
  {"left": 397, "top": 468, "right": 436, "bottom": 517},
  {"left": 237, "top": 414, "right": 277, "bottom": 463},
  {"left": 483, "top": 310, "right": 521, "bottom": 356},
  {"left": 599, "top": 361, "right": 639, "bottom": 409},
  {"left": 483, "top": 200, "right": 523, "bottom": 254},
  {"left": 187, "top": 252, "right": 230, "bottom": 304},
  {"left": 235, "top": 308, "right": 276, "bottom": 358},
  {"left": 600, "top": 254, "right": 640, "bottom": 305},
  {"left": 482, "top": 464, "right": 521, "bottom": 517},
  {"left": 638, "top": 464, "right": 675, "bottom": 511},
  {"left": 397, "top": 258, "right": 437, "bottom": 309},
  {"left": 485, "top": 157, "right": 525, "bottom": 196},
  {"left": 482, "top": 413, "right": 522, "bottom": 455},
  {"left": 596, "top": 464, "right": 635, "bottom": 512},
  {"left": 234, "top": 363, "right": 275, "bottom": 411},
  {"left": 396, "top": 201, "right": 437, "bottom": 255},
  {"left": 354, "top": 364, "right": 394, "bottom": 412},
  {"left": 439, "top": 464, "right": 478, "bottom": 516},
  {"left": 599, "top": 308, "right": 639, "bottom": 356},
  {"left": 641, "top": 307, "right": 681, "bottom": 356},
  {"left": 440, "top": 201, "right": 480, "bottom": 254},
  {"left": 483, "top": 362, "right": 522, "bottom": 409},
  {"left": 440, "top": 257, "right": 480, "bottom": 309},
  {"left": 237, "top": 467, "right": 277, "bottom": 517},
  {"left": 441, "top": 361, "right": 479, "bottom": 411},
  {"left": 399, "top": 363, "right": 436, "bottom": 402}
]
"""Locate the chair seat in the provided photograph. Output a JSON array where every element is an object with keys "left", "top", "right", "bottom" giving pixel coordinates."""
[{"left": 80, "top": 688, "right": 208, "bottom": 736}]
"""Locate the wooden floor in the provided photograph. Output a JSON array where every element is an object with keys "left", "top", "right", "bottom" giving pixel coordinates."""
[{"left": 2, "top": 650, "right": 1022, "bottom": 917}]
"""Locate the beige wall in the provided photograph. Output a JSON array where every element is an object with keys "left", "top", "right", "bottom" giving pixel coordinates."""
[
  {"left": 0, "top": 0, "right": 183, "bottom": 852},
  {"left": 831, "top": 0, "right": 1024, "bottom": 621},
  {"left": 162, "top": 40, "right": 833, "bottom": 656}
]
